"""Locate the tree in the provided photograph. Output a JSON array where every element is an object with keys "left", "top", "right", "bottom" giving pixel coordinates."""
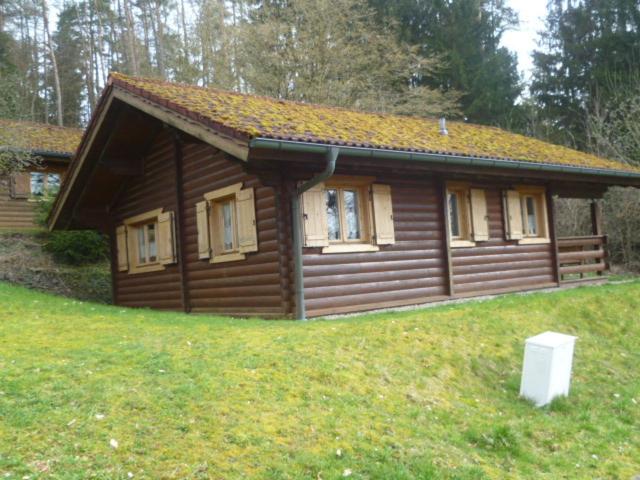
[
  {"left": 367, "top": 0, "right": 521, "bottom": 124},
  {"left": 531, "top": 0, "right": 640, "bottom": 149},
  {"left": 240, "top": 0, "right": 460, "bottom": 117}
]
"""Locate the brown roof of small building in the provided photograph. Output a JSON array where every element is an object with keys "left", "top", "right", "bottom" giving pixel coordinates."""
[
  {"left": 109, "top": 72, "right": 639, "bottom": 174},
  {"left": 0, "top": 118, "right": 83, "bottom": 157}
]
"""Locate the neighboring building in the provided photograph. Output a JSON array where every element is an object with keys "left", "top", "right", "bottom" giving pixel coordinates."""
[
  {"left": 49, "top": 73, "right": 640, "bottom": 318},
  {"left": 0, "top": 119, "right": 82, "bottom": 229}
]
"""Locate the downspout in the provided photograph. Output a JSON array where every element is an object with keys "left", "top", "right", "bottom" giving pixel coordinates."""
[{"left": 292, "top": 146, "right": 339, "bottom": 320}]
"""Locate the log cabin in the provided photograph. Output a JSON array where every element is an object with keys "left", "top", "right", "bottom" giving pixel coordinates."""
[
  {"left": 0, "top": 119, "right": 82, "bottom": 229},
  {"left": 49, "top": 73, "right": 640, "bottom": 318}
]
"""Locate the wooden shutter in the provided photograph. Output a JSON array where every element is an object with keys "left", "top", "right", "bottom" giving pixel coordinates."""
[
  {"left": 10, "top": 173, "right": 30, "bottom": 199},
  {"left": 196, "top": 201, "right": 211, "bottom": 259},
  {"left": 236, "top": 188, "right": 258, "bottom": 253},
  {"left": 470, "top": 188, "right": 489, "bottom": 241},
  {"left": 503, "top": 190, "right": 523, "bottom": 240},
  {"left": 371, "top": 184, "right": 395, "bottom": 245},
  {"left": 158, "top": 211, "right": 177, "bottom": 265},
  {"left": 116, "top": 225, "right": 129, "bottom": 272},
  {"left": 301, "top": 183, "right": 329, "bottom": 247}
]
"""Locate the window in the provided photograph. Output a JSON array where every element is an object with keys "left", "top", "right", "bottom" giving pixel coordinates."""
[
  {"left": 446, "top": 184, "right": 489, "bottom": 247},
  {"left": 503, "top": 187, "right": 549, "bottom": 244},
  {"left": 326, "top": 187, "right": 364, "bottom": 243},
  {"left": 301, "top": 176, "right": 395, "bottom": 253},
  {"left": 30, "top": 173, "right": 45, "bottom": 196},
  {"left": 116, "top": 208, "right": 177, "bottom": 274},
  {"left": 196, "top": 183, "right": 258, "bottom": 263},
  {"left": 29, "top": 172, "right": 61, "bottom": 197},
  {"left": 136, "top": 222, "right": 158, "bottom": 264}
]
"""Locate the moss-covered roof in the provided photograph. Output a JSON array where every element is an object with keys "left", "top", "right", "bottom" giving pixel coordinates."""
[
  {"left": 109, "top": 73, "right": 638, "bottom": 174},
  {"left": 0, "top": 118, "right": 83, "bottom": 157}
]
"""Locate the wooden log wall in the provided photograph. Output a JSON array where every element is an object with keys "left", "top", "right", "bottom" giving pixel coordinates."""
[
  {"left": 180, "top": 143, "right": 286, "bottom": 317},
  {"left": 295, "top": 176, "right": 450, "bottom": 317},
  {"left": 450, "top": 187, "right": 557, "bottom": 297},
  {"left": 111, "top": 130, "right": 183, "bottom": 310},
  {"left": 111, "top": 129, "right": 287, "bottom": 317},
  {"left": 0, "top": 162, "right": 68, "bottom": 230}
]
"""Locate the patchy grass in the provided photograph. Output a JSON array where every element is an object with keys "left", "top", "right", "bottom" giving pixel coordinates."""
[
  {"left": 0, "top": 281, "right": 639, "bottom": 479},
  {"left": 0, "top": 231, "right": 111, "bottom": 303}
]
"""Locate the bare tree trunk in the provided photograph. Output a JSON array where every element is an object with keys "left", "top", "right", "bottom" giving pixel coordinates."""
[
  {"left": 123, "top": 0, "right": 139, "bottom": 75},
  {"left": 152, "top": 0, "right": 166, "bottom": 78},
  {"left": 41, "top": 0, "right": 63, "bottom": 126}
]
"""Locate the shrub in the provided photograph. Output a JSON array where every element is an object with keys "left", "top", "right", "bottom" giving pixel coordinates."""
[
  {"left": 43, "top": 230, "right": 109, "bottom": 265},
  {"left": 34, "top": 187, "right": 109, "bottom": 266}
]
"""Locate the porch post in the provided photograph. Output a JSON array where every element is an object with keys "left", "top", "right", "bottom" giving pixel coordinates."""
[
  {"left": 546, "top": 190, "right": 561, "bottom": 285},
  {"left": 590, "top": 200, "right": 603, "bottom": 236}
]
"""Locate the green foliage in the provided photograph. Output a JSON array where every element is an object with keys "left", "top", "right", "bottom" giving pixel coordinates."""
[
  {"left": 1, "top": 281, "right": 640, "bottom": 478},
  {"left": 240, "top": 0, "right": 461, "bottom": 117},
  {"left": 368, "top": 0, "right": 521, "bottom": 125},
  {"left": 531, "top": 0, "right": 640, "bottom": 148},
  {"left": 33, "top": 192, "right": 109, "bottom": 266},
  {"left": 42, "top": 230, "right": 109, "bottom": 265},
  {"left": 0, "top": 231, "right": 111, "bottom": 303}
]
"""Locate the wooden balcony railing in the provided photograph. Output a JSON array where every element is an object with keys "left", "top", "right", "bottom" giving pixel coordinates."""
[{"left": 557, "top": 235, "right": 608, "bottom": 282}]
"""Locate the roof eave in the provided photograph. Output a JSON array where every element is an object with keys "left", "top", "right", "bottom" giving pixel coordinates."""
[{"left": 249, "top": 138, "right": 640, "bottom": 183}]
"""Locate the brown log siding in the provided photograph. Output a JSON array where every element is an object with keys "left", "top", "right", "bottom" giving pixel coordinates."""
[
  {"left": 179, "top": 142, "right": 285, "bottom": 317},
  {"left": 111, "top": 130, "right": 183, "bottom": 310},
  {"left": 109, "top": 131, "right": 557, "bottom": 318},
  {"left": 450, "top": 187, "right": 556, "bottom": 296},
  {"left": 111, "top": 131, "right": 286, "bottom": 317},
  {"left": 299, "top": 176, "right": 450, "bottom": 317}
]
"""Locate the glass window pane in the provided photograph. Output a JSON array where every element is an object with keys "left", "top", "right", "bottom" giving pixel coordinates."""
[
  {"left": 137, "top": 227, "right": 147, "bottom": 263},
  {"left": 343, "top": 190, "right": 361, "bottom": 240},
  {"left": 147, "top": 224, "right": 157, "bottom": 261},
  {"left": 448, "top": 192, "right": 460, "bottom": 237},
  {"left": 326, "top": 189, "right": 341, "bottom": 241},
  {"left": 222, "top": 201, "right": 234, "bottom": 250},
  {"left": 526, "top": 197, "right": 537, "bottom": 236},
  {"left": 30, "top": 172, "right": 45, "bottom": 196},
  {"left": 47, "top": 174, "right": 61, "bottom": 192}
]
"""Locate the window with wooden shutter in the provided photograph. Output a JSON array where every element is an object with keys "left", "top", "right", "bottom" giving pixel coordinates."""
[
  {"left": 10, "top": 173, "right": 31, "bottom": 199},
  {"left": 236, "top": 188, "right": 258, "bottom": 253},
  {"left": 302, "top": 183, "right": 329, "bottom": 247},
  {"left": 504, "top": 186, "right": 550, "bottom": 244},
  {"left": 446, "top": 183, "right": 475, "bottom": 247},
  {"left": 470, "top": 188, "right": 489, "bottom": 241},
  {"left": 116, "top": 225, "right": 129, "bottom": 272},
  {"left": 200, "top": 182, "right": 257, "bottom": 263},
  {"left": 371, "top": 184, "right": 395, "bottom": 245},
  {"left": 122, "top": 208, "right": 173, "bottom": 274},
  {"left": 503, "top": 190, "right": 524, "bottom": 240},
  {"left": 157, "top": 211, "right": 177, "bottom": 265},
  {"left": 196, "top": 201, "right": 211, "bottom": 259}
]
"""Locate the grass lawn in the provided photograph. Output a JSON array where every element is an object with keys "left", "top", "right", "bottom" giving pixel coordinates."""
[{"left": 0, "top": 281, "right": 638, "bottom": 479}]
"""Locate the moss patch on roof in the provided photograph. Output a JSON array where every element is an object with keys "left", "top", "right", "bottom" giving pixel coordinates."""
[
  {"left": 110, "top": 73, "right": 638, "bottom": 174},
  {"left": 0, "top": 118, "right": 83, "bottom": 156}
]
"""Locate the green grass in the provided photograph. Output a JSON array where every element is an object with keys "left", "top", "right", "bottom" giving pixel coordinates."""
[{"left": 0, "top": 282, "right": 639, "bottom": 479}]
